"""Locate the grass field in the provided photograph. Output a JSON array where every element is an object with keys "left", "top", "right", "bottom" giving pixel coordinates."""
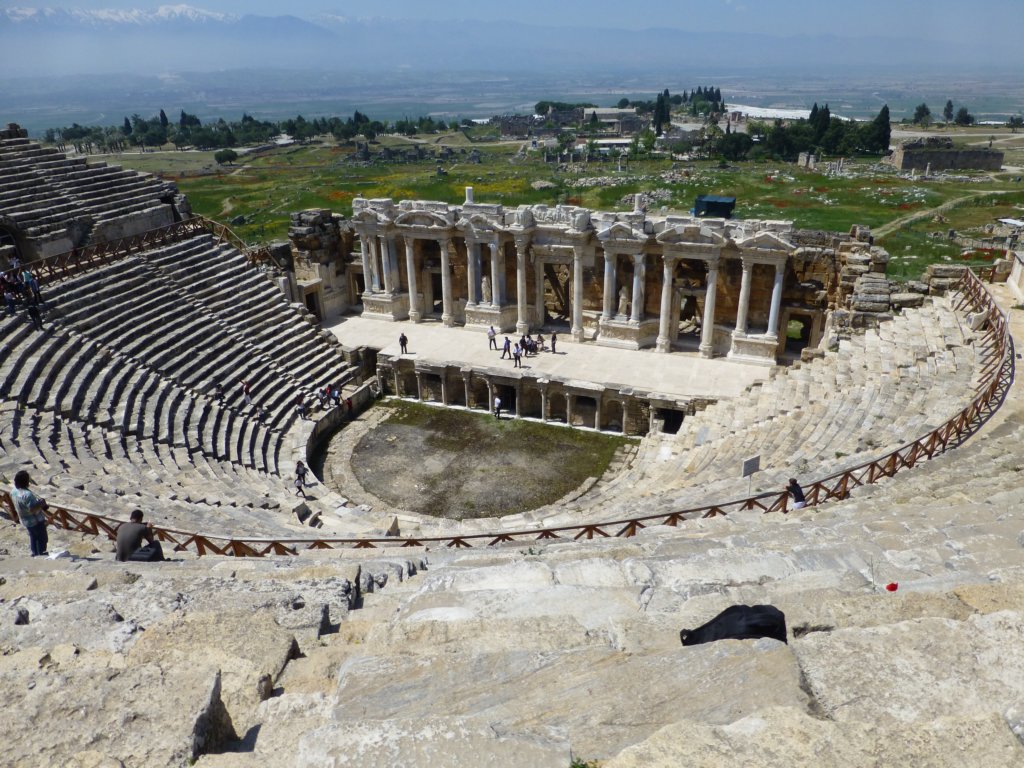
[{"left": 107, "top": 132, "right": 1024, "bottom": 281}]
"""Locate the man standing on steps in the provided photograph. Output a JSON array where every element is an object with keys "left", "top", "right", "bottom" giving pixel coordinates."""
[
  {"left": 115, "top": 509, "right": 164, "bottom": 562},
  {"left": 399, "top": 332, "right": 409, "bottom": 354},
  {"left": 487, "top": 326, "right": 498, "bottom": 350}
]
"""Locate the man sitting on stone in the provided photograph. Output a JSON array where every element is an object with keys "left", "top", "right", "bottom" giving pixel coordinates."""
[{"left": 115, "top": 509, "right": 165, "bottom": 562}]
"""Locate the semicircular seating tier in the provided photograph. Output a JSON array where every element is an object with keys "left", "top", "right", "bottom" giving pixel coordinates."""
[{"left": 0, "top": 232, "right": 357, "bottom": 536}]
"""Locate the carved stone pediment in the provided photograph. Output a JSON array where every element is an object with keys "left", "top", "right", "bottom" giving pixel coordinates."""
[
  {"left": 393, "top": 210, "right": 453, "bottom": 230},
  {"left": 656, "top": 224, "right": 727, "bottom": 247},
  {"left": 457, "top": 213, "right": 502, "bottom": 239},
  {"left": 596, "top": 221, "right": 648, "bottom": 246},
  {"left": 734, "top": 230, "right": 794, "bottom": 254}
]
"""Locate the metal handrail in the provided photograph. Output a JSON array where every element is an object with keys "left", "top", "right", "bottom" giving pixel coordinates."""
[{"left": 0, "top": 270, "right": 1012, "bottom": 556}]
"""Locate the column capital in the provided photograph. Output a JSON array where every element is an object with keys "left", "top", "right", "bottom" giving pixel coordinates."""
[
  {"left": 662, "top": 252, "right": 680, "bottom": 269},
  {"left": 631, "top": 252, "right": 646, "bottom": 266},
  {"left": 703, "top": 255, "right": 721, "bottom": 270}
]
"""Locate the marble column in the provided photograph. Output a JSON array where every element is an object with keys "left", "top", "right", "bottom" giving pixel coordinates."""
[
  {"left": 462, "top": 372, "right": 472, "bottom": 409},
  {"left": 571, "top": 245, "right": 585, "bottom": 342},
  {"left": 439, "top": 237, "right": 454, "bottom": 327},
  {"left": 630, "top": 253, "right": 646, "bottom": 324},
  {"left": 368, "top": 237, "right": 381, "bottom": 292},
  {"left": 699, "top": 258, "right": 719, "bottom": 358},
  {"left": 359, "top": 236, "right": 373, "bottom": 298},
  {"left": 465, "top": 241, "right": 479, "bottom": 307},
  {"left": 514, "top": 383, "right": 523, "bottom": 418},
  {"left": 488, "top": 241, "right": 504, "bottom": 307},
  {"left": 540, "top": 387, "right": 548, "bottom": 422},
  {"left": 767, "top": 260, "right": 785, "bottom": 338},
  {"left": 656, "top": 254, "right": 678, "bottom": 352},
  {"left": 515, "top": 238, "right": 529, "bottom": 334},
  {"left": 380, "top": 237, "right": 394, "bottom": 294},
  {"left": 405, "top": 237, "right": 421, "bottom": 322},
  {"left": 534, "top": 259, "right": 545, "bottom": 327},
  {"left": 415, "top": 372, "right": 423, "bottom": 401},
  {"left": 440, "top": 374, "right": 448, "bottom": 405},
  {"left": 594, "top": 398, "right": 603, "bottom": 430},
  {"left": 602, "top": 252, "right": 616, "bottom": 320},
  {"left": 735, "top": 257, "right": 752, "bottom": 335},
  {"left": 566, "top": 393, "right": 575, "bottom": 427}
]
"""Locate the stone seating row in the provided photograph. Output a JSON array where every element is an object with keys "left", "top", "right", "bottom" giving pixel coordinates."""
[
  {"left": 0, "top": 232, "right": 358, "bottom": 532},
  {"left": 198, "top": 411, "right": 1024, "bottom": 767},
  {"left": 0, "top": 137, "right": 173, "bottom": 240},
  {"left": 0, "top": 400, "right": 310, "bottom": 538},
  {"left": 0, "top": 312, "right": 283, "bottom": 474}
]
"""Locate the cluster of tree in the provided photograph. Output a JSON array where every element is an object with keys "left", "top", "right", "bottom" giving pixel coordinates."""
[
  {"left": 534, "top": 100, "right": 598, "bottom": 115},
  {"left": 44, "top": 107, "right": 470, "bottom": 154},
  {"left": 911, "top": 100, "right": 976, "bottom": 127},
  {"left": 712, "top": 104, "right": 892, "bottom": 162}
]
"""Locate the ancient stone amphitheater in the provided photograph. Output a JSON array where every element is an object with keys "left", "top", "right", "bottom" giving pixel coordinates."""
[{"left": 1, "top": 127, "right": 1022, "bottom": 767}]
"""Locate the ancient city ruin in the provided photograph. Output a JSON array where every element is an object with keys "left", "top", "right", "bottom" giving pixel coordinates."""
[{"left": 1, "top": 124, "right": 1023, "bottom": 767}]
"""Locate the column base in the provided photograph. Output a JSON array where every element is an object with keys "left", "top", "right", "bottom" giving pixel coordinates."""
[
  {"left": 571, "top": 326, "right": 585, "bottom": 343},
  {"left": 442, "top": 313, "right": 455, "bottom": 328},
  {"left": 409, "top": 310, "right": 422, "bottom": 323},
  {"left": 699, "top": 342, "right": 714, "bottom": 358},
  {"left": 656, "top": 336, "right": 671, "bottom": 353},
  {"left": 516, "top": 320, "right": 530, "bottom": 335}
]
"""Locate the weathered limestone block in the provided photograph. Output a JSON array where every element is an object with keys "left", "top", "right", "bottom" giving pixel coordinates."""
[
  {"left": 128, "top": 609, "right": 301, "bottom": 732},
  {"left": 1, "top": 649, "right": 234, "bottom": 768},
  {"left": 794, "top": 611, "right": 1024, "bottom": 723},
  {"left": 603, "top": 707, "right": 1024, "bottom": 768},
  {"left": 325, "top": 639, "right": 808, "bottom": 758},
  {"left": 890, "top": 292, "right": 925, "bottom": 308},
  {"left": 297, "top": 717, "right": 569, "bottom": 768}
]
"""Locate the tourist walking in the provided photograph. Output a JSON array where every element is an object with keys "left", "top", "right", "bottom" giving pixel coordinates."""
[
  {"left": 501, "top": 336, "right": 512, "bottom": 359},
  {"left": 294, "top": 475, "right": 307, "bottom": 498},
  {"left": 550, "top": 332, "right": 557, "bottom": 354},
  {"left": 493, "top": 395, "right": 502, "bottom": 419},
  {"left": 296, "top": 460, "right": 309, "bottom": 487},
  {"left": 11, "top": 470, "right": 49, "bottom": 557},
  {"left": 512, "top": 343, "right": 522, "bottom": 368},
  {"left": 295, "top": 394, "right": 309, "bottom": 420},
  {"left": 488, "top": 326, "right": 498, "bottom": 350},
  {"left": 399, "top": 332, "right": 409, "bottom": 354},
  {"left": 787, "top": 478, "right": 806, "bottom": 509}
]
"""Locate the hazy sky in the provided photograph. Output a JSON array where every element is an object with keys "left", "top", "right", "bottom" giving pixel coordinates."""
[{"left": 9, "top": 0, "right": 1021, "bottom": 44}]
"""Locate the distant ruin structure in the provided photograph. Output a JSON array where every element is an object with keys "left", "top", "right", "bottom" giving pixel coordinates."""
[{"left": 888, "top": 136, "right": 1003, "bottom": 172}]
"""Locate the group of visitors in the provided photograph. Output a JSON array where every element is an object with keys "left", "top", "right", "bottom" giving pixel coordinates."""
[
  {"left": 496, "top": 328, "right": 557, "bottom": 368},
  {"left": 2, "top": 265, "right": 45, "bottom": 331}
]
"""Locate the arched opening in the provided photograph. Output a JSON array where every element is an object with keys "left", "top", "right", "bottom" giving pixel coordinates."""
[
  {"left": 470, "top": 378, "right": 490, "bottom": 411},
  {"left": 573, "top": 395, "right": 597, "bottom": 428},
  {"left": 548, "top": 392, "right": 567, "bottom": 424},
  {"left": 397, "top": 370, "right": 418, "bottom": 398},
  {"left": 419, "top": 373, "right": 443, "bottom": 403},
  {"left": 602, "top": 400, "right": 624, "bottom": 432},
  {"left": 445, "top": 370, "right": 466, "bottom": 407},
  {"left": 518, "top": 385, "right": 543, "bottom": 419},
  {"left": 493, "top": 382, "right": 516, "bottom": 415},
  {"left": 785, "top": 313, "right": 813, "bottom": 355},
  {"left": 654, "top": 407, "right": 685, "bottom": 435}
]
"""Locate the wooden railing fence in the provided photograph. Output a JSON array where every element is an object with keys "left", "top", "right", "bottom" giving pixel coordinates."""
[
  {"left": 0, "top": 270, "right": 1013, "bottom": 556},
  {"left": 2, "top": 215, "right": 279, "bottom": 284}
]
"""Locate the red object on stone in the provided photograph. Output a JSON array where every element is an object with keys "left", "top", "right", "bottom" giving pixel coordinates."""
[{"left": 885, "top": 582, "right": 899, "bottom": 592}]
